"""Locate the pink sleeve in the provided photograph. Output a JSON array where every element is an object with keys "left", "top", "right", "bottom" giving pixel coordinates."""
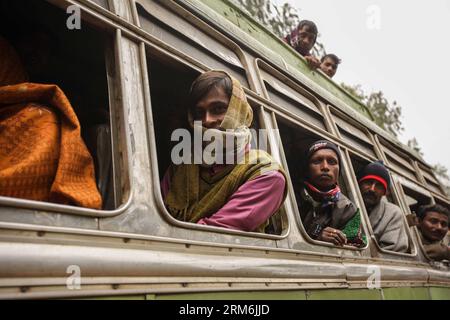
[
  {"left": 160, "top": 168, "right": 171, "bottom": 200},
  {"left": 197, "top": 171, "right": 286, "bottom": 232}
]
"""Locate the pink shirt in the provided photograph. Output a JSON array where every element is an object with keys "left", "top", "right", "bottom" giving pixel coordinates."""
[{"left": 161, "top": 166, "right": 286, "bottom": 232}]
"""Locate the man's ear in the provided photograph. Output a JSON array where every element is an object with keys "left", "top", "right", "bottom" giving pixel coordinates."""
[{"left": 406, "top": 214, "right": 419, "bottom": 227}]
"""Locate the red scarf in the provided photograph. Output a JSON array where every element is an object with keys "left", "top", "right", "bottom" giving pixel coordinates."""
[{"left": 304, "top": 182, "right": 341, "bottom": 208}]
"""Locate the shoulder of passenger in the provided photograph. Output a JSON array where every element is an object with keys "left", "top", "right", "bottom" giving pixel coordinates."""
[
  {"left": 336, "top": 193, "right": 355, "bottom": 209},
  {"left": 383, "top": 201, "right": 403, "bottom": 219}
]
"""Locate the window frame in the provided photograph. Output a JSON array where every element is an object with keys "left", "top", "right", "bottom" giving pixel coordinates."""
[
  {"left": 142, "top": 40, "right": 290, "bottom": 241},
  {"left": 0, "top": 0, "right": 132, "bottom": 218},
  {"left": 346, "top": 152, "right": 419, "bottom": 258}
]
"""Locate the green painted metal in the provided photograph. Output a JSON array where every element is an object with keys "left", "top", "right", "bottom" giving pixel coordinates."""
[
  {"left": 81, "top": 295, "right": 146, "bottom": 300},
  {"left": 382, "top": 287, "right": 430, "bottom": 300},
  {"left": 155, "top": 290, "right": 307, "bottom": 300},
  {"left": 306, "top": 288, "right": 382, "bottom": 300},
  {"left": 75, "top": 286, "right": 450, "bottom": 300},
  {"left": 196, "top": 0, "right": 373, "bottom": 119},
  {"left": 428, "top": 287, "right": 450, "bottom": 300}
]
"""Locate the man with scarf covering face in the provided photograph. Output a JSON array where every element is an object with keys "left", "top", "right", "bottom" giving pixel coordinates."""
[
  {"left": 298, "top": 140, "right": 366, "bottom": 247},
  {"left": 161, "top": 70, "right": 287, "bottom": 233}
]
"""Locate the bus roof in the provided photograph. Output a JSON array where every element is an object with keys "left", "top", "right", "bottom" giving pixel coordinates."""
[{"left": 184, "top": 0, "right": 428, "bottom": 165}]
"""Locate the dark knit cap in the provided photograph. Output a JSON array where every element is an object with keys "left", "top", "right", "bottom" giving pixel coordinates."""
[
  {"left": 306, "top": 140, "right": 342, "bottom": 165},
  {"left": 358, "top": 161, "right": 391, "bottom": 191}
]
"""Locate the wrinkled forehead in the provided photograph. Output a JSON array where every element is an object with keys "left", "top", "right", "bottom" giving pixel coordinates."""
[
  {"left": 298, "top": 25, "right": 316, "bottom": 35},
  {"left": 323, "top": 57, "right": 337, "bottom": 65},
  {"left": 424, "top": 211, "right": 449, "bottom": 223},
  {"left": 309, "top": 148, "right": 338, "bottom": 161}
]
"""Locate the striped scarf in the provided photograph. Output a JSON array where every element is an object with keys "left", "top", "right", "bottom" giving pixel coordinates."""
[{"left": 304, "top": 181, "right": 341, "bottom": 208}]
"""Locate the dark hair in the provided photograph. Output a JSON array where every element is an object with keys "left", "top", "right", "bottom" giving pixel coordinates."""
[
  {"left": 321, "top": 53, "right": 341, "bottom": 65},
  {"left": 188, "top": 71, "right": 232, "bottom": 110},
  {"left": 417, "top": 204, "right": 450, "bottom": 220},
  {"left": 298, "top": 20, "right": 318, "bottom": 38}
]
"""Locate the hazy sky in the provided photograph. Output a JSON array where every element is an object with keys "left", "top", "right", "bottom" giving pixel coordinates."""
[{"left": 274, "top": 0, "right": 450, "bottom": 172}]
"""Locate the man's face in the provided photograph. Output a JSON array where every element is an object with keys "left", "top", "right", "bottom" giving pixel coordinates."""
[
  {"left": 295, "top": 25, "right": 316, "bottom": 56},
  {"left": 359, "top": 179, "right": 386, "bottom": 210},
  {"left": 192, "top": 86, "right": 229, "bottom": 129},
  {"left": 320, "top": 57, "right": 338, "bottom": 78},
  {"left": 419, "top": 211, "right": 449, "bottom": 242},
  {"left": 308, "top": 149, "right": 339, "bottom": 190}
]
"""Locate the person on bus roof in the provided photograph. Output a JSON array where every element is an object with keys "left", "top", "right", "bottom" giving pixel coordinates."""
[
  {"left": 0, "top": 35, "right": 102, "bottom": 209},
  {"left": 416, "top": 204, "right": 449, "bottom": 261},
  {"left": 319, "top": 53, "right": 341, "bottom": 78},
  {"left": 284, "top": 20, "right": 321, "bottom": 69},
  {"left": 161, "top": 70, "right": 287, "bottom": 233},
  {"left": 358, "top": 161, "right": 409, "bottom": 252},
  {"left": 297, "top": 140, "right": 366, "bottom": 247}
]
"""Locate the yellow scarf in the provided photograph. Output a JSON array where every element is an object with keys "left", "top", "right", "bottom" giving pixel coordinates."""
[{"left": 165, "top": 71, "right": 286, "bottom": 233}]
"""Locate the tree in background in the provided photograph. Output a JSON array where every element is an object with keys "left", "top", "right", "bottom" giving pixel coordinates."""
[
  {"left": 236, "top": 0, "right": 326, "bottom": 57},
  {"left": 341, "top": 83, "right": 403, "bottom": 137},
  {"left": 407, "top": 138, "right": 450, "bottom": 196},
  {"left": 235, "top": 0, "right": 449, "bottom": 196}
]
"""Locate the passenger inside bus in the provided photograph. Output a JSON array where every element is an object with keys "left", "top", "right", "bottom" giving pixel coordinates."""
[
  {"left": 160, "top": 70, "right": 287, "bottom": 233},
  {"left": 296, "top": 140, "right": 366, "bottom": 247},
  {"left": 284, "top": 20, "right": 321, "bottom": 69},
  {"left": 319, "top": 54, "right": 341, "bottom": 78},
  {"left": 0, "top": 34, "right": 102, "bottom": 209},
  {"left": 358, "top": 161, "right": 409, "bottom": 252},
  {"left": 416, "top": 204, "right": 450, "bottom": 261}
]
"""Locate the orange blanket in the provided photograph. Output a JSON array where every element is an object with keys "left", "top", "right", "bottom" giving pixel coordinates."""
[
  {"left": 0, "top": 84, "right": 103, "bottom": 209},
  {"left": 0, "top": 36, "right": 102, "bottom": 209}
]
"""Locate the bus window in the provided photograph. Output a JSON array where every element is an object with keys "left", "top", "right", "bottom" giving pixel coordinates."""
[
  {"left": 256, "top": 60, "right": 327, "bottom": 132},
  {"left": 136, "top": 1, "right": 249, "bottom": 89},
  {"left": 330, "top": 109, "right": 377, "bottom": 159},
  {"left": 146, "top": 52, "right": 285, "bottom": 235},
  {"left": 379, "top": 138, "right": 420, "bottom": 183},
  {"left": 401, "top": 185, "right": 432, "bottom": 217},
  {"left": 350, "top": 153, "right": 412, "bottom": 254},
  {"left": 0, "top": 0, "right": 123, "bottom": 210},
  {"left": 418, "top": 163, "right": 446, "bottom": 196},
  {"left": 276, "top": 115, "right": 366, "bottom": 248},
  {"left": 91, "top": 0, "right": 109, "bottom": 10}
]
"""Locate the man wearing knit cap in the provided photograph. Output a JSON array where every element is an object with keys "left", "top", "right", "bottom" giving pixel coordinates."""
[
  {"left": 358, "top": 161, "right": 409, "bottom": 252},
  {"left": 298, "top": 140, "right": 366, "bottom": 247}
]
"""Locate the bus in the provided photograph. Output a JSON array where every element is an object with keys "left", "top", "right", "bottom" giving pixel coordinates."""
[{"left": 0, "top": 0, "right": 449, "bottom": 300}]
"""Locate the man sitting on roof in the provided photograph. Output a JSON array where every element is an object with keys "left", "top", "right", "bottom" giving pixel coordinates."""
[
  {"left": 284, "top": 20, "right": 321, "bottom": 69},
  {"left": 416, "top": 204, "right": 449, "bottom": 261},
  {"left": 358, "top": 161, "right": 409, "bottom": 252},
  {"left": 320, "top": 53, "right": 341, "bottom": 78},
  {"left": 0, "top": 35, "right": 102, "bottom": 209}
]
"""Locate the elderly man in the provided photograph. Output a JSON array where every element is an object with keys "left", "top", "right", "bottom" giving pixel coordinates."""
[
  {"left": 358, "top": 161, "right": 409, "bottom": 252},
  {"left": 161, "top": 70, "right": 287, "bottom": 233},
  {"left": 417, "top": 204, "right": 449, "bottom": 261},
  {"left": 0, "top": 35, "right": 102, "bottom": 209},
  {"left": 297, "top": 140, "right": 366, "bottom": 247}
]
